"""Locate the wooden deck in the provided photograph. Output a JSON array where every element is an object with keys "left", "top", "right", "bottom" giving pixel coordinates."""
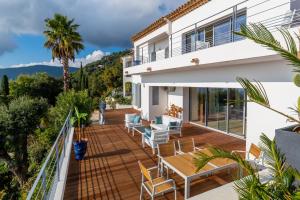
[{"left": 64, "top": 109, "right": 245, "bottom": 200}]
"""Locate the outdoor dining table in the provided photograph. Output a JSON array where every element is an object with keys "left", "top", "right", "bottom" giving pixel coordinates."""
[{"left": 161, "top": 149, "right": 238, "bottom": 199}]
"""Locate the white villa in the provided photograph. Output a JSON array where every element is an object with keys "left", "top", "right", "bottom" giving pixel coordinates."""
[{"left": 122, "top": 0, "right": 300, "bottom": 151}]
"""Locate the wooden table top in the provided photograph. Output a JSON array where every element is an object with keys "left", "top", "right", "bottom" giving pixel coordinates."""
[{"left": 163, "top": 149, "right": 236, "bottom": 178}]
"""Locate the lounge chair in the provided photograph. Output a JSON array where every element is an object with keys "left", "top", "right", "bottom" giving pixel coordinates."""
[
  {"left": 177, "top": 138, "right": 202, "bottom": 154},
  {"left": 124, "top": 113, "right": 142, "bottom": 133},
  {"left": 138, "top": 161, "right": 177, "bottom": 200}
]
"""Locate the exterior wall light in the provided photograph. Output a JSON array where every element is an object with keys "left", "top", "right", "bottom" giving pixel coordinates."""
[
  {"left": 125, "top": 71, "right": 128, "bottom": 74},
  {"left": 147, "top": 67, "right": 152, "bottom": 72},
  {"left": 191, "top": 58, "right": 199, "bottom": 65}
]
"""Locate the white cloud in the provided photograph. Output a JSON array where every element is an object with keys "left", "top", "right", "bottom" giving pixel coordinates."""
[
  {"left": 0, "top": 0, "right": 185, "bottom": 55},
  {"left": 10, "top": 50, "right": 106, "bottom": 68}
]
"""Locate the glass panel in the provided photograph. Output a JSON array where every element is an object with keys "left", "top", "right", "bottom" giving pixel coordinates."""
[
  {"left": 234, "top": 13, "right": 246, "bottom": 41},
  {"left": 205, "top": 26, "right": 213, "bottom": 47},
  {"left": 189, "top": 88, "right": 206, "bottom": 125},
  {"left": 228, "top": 88, "right": 245, "bottom": 136},
  {"left": 214, "top": 19, "right": 232, "bottom": 46},
  {"left": 184, "top": 32, "right": 196, "bottom": 53},
  {"left": 207, "top": 88, "right": 227, "bottom": 132}
]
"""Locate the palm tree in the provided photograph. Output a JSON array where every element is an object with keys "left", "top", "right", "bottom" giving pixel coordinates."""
[
  {"left": 234, "top": 23, "right": 300, "bottom": 125},
  {"left": 194, "top": 134, "right": 300, "bottom": 199},
  {"left": 44, "top": 13, "right": 84, "bottom": 91}
]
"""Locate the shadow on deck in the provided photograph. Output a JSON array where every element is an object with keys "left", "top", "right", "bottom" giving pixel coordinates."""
[{"left": 64, "top": 109, "right": 245, "bottom": 200}]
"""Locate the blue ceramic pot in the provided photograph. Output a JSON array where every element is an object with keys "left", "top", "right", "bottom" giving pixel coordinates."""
[{"left": 73, "top": 140, "right": 87, "bottom": 160}]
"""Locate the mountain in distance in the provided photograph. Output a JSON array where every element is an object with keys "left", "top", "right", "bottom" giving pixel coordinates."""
[{"left": 0, "top": 65, "right": 78, "bottom": 79}]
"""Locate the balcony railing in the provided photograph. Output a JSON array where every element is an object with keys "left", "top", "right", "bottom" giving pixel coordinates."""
[
  {"left": 133, "top": 0, "right": 299, "bottom": 66},
  {"left": 26, "top": 111, "right": 73, "bottom": 200}
]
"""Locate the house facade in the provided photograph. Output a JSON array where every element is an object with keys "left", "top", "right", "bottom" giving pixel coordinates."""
[{"left": 123, "top": 0, "right": 300, "bottom": 150}]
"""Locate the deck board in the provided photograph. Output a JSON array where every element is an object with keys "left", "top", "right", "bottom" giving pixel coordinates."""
[{"left": 64, "top": 109, "right": 245, "bottom": 200}]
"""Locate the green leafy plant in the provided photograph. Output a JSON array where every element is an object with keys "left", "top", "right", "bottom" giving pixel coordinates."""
[
  {"left": 194, "top": 134, "right": 300, "bottom": 199},
  {"left": 71, "top": 106, "right": 88, "bottom": 141},
  {"left": 234, "top": 23, "right": 300, "bottom": 129}
]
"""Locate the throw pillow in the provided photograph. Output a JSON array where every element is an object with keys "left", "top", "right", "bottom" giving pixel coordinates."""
[
  {"left": 155, "top": 116, "right": 162, "bottom": 124},
  {"left": 129, "top": 115, "right": 136, "bottom": 123},
  {"left": 134, "top": 115, "right": 141, "bottom": 124},
  {"left": 145, "top": 128, "right": 152, "bottom": 138},
  {"left": 169, "top": 121, "right": 177, "bottom": 130}
]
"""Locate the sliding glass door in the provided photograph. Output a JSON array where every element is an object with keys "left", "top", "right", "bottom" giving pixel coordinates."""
[
  {"left": 228, "top": 88, "right": 245, "bottom": 136},
  {"left": 207, "top": 88, "right": 227, "bottom": 132},
  {"left": 189, "top": 88, "right": 206, "bottom": 125},
  {"left": 189, "top": 87, "right": 246, "bottom": 137}
]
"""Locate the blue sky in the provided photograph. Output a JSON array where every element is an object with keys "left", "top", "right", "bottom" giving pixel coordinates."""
[{"left": 0, "top": 0, "right": 185, "bottom": 68}]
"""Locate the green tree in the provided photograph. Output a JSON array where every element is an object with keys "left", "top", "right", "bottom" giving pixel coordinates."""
[
  {"left": 0, "top": 75, "right": 9, "bottom": 96},
  {"left": 0, "top": 96, "right": 48, "bottom": 187},
  {"left": 10, "top": 73, "right": 63, "bottom": 105},
  {"left": 44, "top": 13, "right": 84, "bottom": 91}
]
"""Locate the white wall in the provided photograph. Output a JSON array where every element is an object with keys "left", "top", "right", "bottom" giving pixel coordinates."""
[
  {"left": 168, "top": 87, "right": 183, "bottom": 108},
  {"left": 247, "top": 82, "right": 299, "bottom": 150},
  {"left": 148, "top": 86, "right": 168, "bottom": 120},
  {"left": 141, "top": 84, "right": 150, "bottom": 119},
  {"left": 137, "top": 59, "right": 299, "bottom": 151}
]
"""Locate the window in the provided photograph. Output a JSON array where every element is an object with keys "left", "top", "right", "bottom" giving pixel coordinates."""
[
  {"left": 234, "top": 13, "right": 247, "bottom": 41},
  {"left": 152, "top": 86, "right": 159, "bottom": 105},
  {"left": 214, "top": 19, "right": 232, "bottom": 46}
]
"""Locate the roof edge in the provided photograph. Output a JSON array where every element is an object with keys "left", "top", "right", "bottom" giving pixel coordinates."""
[{"left": 131, "top": 0, "right": 209, "bottom": 42}]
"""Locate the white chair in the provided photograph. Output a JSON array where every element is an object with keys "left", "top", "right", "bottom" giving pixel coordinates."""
[
  {"left": 144, "top": 129, "right": 169, "bottom": 154},
  {"left": 151, "top": 115, "right": 183, "bottom": 137},
  {"left": 124, "top": 113, "right": 142, "bottom": 133},
  {"left": 138, "top": 161, "right": 177, "bottom": 200}
]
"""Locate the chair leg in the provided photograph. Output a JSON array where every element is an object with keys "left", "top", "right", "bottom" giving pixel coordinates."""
[
  {"left": 174, "top": 189, "right": 177, "bottom": 200},
  {"left": 140, "top": 185, "right": 143, "bottom": 200},
  {"left": 152, "top": 148, "right": 155, "bottom": 155}
]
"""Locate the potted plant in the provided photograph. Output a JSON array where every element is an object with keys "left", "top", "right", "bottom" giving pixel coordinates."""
[
  {"left": 234, "top": 23, "right": 300, "bottom": 171},
  {"left": 71, "top": 106, "right": 88, "bottom": 160}
]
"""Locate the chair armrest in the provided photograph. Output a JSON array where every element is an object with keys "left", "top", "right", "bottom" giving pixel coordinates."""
[
  {"left": 147, "top": 166, "right": 158, "bottom": 171},
  {"left": 153, "top": 179, "right": 176, "bottom": 191},
  {"left": 194, "top": 147, "right": 203, "bottom": 151},
  {"left": 232, "top": 150, "right": 246, "bottom": 153}
]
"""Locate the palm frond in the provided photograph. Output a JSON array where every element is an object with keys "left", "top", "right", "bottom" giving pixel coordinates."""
[
  {"left": 193, "top": 146, "right": 257, "bottom": 176},
  {"left": 237, "top": 77, "right": 300, "bottom": 123},
  {"left": 237, "top": 77, "right": 270, "bottom": 107},
  {"left": 235, "top": 23, "right": 300, "bottom": 72}
]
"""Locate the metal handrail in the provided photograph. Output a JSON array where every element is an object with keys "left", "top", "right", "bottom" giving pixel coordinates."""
[
  {"left": 26, "top": 111, "right": 72, "bottom": 200},
  {"left": 133, "top": 0, "right": 297, "bottom": 66}
]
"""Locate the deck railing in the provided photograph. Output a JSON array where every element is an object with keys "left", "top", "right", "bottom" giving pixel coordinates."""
[{"left": 26, "top": 111, "right": 73, "bottom": 200}]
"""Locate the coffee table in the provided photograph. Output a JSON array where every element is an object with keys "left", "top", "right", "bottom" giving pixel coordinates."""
[{"left": 132, "top": 126, "right": 151, "bottom": 147}]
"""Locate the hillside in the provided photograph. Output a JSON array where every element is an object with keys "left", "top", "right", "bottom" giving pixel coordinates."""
[{"left": 0, "top": 65, "right": 78, "bottom": 79}]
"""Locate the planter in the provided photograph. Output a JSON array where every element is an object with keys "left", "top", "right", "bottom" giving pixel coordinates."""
[
  {"left": 73, "top": 140, "right": 88, "bottom": 160},
  {"left": 275, "top": 125, "right": 300, "bottom": 172}
]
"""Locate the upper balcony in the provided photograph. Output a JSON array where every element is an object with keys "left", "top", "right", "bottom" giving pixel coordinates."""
[{"left": 129, "top": 0, "right": 300, "bottom": 74}]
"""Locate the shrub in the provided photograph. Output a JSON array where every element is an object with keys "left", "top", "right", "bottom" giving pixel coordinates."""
[{"left": 49, "top": 89, "right": 93, "bottom": 128}]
